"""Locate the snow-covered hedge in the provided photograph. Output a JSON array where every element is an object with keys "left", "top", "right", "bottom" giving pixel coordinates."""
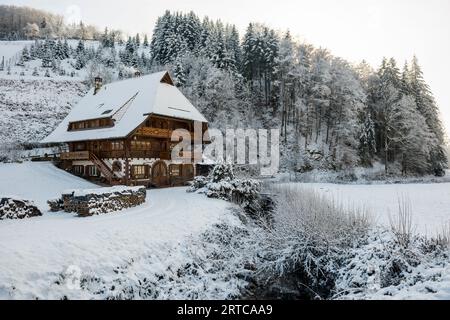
[
  {"left": 0, "top": 197, "right": 42, "bottom": 220},
  {"left": 188, "top": 163, "right": 265, "bottom": 215},
  {"left": 52, "top": 186, "right": 146, "bottom": 217}
]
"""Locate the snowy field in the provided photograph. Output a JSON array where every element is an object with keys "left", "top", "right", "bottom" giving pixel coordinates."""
[
  {"left": 0, "top": 40, "right": 32, "bottom": 61},
  {"left": 1, "top": 162, "right": 450, "bottom": 299},
  {"left": 0, "top": 40, "right": 99, "bottom": 64},
  {"left": 294, "top": 182, "right": 450, "bottom": 235},
  {"left": 0, "top": 162, "right": 231, "bottom": 299}
]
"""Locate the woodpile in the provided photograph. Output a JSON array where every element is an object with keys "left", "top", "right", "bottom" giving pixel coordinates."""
[
  {"left": 48, "top": 186, "right": 146, "bottom": 217},
  {"left": 0, "top": 197, "right": 42, "bottom": 220}
]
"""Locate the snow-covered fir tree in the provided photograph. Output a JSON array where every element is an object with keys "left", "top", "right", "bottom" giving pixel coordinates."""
[{"left": 7, "top": 9, "right": 446, "bottom": 177}]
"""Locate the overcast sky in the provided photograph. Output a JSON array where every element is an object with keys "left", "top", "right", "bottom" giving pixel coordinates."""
[{"left": 3, "top": 0, "right": 450, "bottom": 135}]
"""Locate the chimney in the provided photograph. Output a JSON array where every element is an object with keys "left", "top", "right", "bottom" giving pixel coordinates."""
[{"left": 94, "top": 77, "right": 103, "bottom": 95}]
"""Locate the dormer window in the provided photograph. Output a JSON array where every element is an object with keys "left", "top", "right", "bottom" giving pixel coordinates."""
[{"left": 68, "top": 118, "right": 114, "bottom": 131}]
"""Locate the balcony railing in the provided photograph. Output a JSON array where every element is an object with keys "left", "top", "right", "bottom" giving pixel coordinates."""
[
  {"left": 135, "top": 127, "right": 202, "bottom": 141},
  {"left": 60, "top": 151, "right": 90, "bottom": 160},
  {"left": 135, "top": 127, "right": 172, "bottom": 138}
]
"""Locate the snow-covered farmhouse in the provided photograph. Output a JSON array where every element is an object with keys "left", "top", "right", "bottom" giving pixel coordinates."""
[{"left": 42, "top": 71, "right": 208, "bottom": 187}]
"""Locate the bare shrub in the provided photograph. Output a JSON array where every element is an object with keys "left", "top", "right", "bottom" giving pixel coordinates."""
[
  {"left": 255, "top": 184, "right": 371, "bottom": 299},
  {"left": 433, "top": 223, "right": 450, "bottom": 249},
  {"left": 0, "top": 142, "right": 23, "bottom": 163},
  {"left": 389, "top": 195, "right": 416, "bottom": 248}
]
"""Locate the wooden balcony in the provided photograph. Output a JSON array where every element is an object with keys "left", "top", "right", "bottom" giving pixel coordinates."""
[
  {"left": 135, "top": 127, "right": 172, "bottom": 138},
  {"left": 135, "top": 127, "right": 201, "bottom": 141},
  {"left": 60, "top": 151, "right": 90, "bottom": 160},
  {"left": 97, "top": 150, "right": 170, "bottom": 160}
]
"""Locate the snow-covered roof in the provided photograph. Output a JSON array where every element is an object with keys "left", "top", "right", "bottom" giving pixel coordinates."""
[{"left": 41, "top": 71, "right": 207, "bottom": 143}]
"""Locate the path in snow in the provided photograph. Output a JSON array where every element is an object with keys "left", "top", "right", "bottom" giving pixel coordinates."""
[
  {"left": 294, "top": 182, "right": 450, "bottom": 235},
  {"left": 0, "top": 162, "right": 231, "bottom": 299}
]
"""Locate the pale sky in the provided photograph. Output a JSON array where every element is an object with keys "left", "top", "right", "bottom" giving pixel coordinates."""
[{"left": 2, "top": 0, "right": 450, "bottom": 135}]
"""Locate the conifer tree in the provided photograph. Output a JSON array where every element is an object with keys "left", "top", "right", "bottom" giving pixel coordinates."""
[
  {"left": 62, "top": 39, "right": 70, "bottom": 59},
  {"left": 143, "top": 34, "right": 149, "bottom": 47},
  {"left": 135, "top": 33, "right": 141, "bottom": 47},
  {"left": 359, "top": 112, "right": 376, "bottom": 166},
  {"left": 408, "top": 56, "right": 447, "bottom": 174},
  {"left": 173, "top": 58, "right": 186, "bottom": 86},
  {"left": 21, "top": 46, "right": 31, "bottom": 61}
]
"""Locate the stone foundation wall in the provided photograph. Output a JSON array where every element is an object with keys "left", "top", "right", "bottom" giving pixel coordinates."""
[
  {"left": 0, "top": 197, "right": 42, "bottom": 220},
  {"left": 49, "top": 186, "right": 146, "bottom": 217}
]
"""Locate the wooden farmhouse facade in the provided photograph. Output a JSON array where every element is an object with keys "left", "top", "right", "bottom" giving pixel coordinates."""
[{"left": 42, "top": 71, "right": 208, "bottom": 188}]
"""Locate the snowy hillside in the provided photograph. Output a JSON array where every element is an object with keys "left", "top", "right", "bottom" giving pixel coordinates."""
[
  {"left": 0, "top": 162, "right": 236, "bottom": 299},
  {"left": 0, "top": 78, "right": 86, "bottom": 145},
  {"left": 0, "top": 38, "right": 149, "bottom": 150},
  {"left": 0, "top": 40, "right": 32, "bottom": 62}
]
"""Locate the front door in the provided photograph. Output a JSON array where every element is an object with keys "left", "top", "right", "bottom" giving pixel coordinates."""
[{"left": 152, "top": 161, "right": 168, "bottom": 187}]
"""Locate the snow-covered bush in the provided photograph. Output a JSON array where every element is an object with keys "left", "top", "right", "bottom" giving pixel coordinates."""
[
  {"left": 189, "top": 163, "right": 264, "bottom": 216},
  {"left": 333, "top": 228, "right": 450, "bottom": 299},
  {"left": 187, "top": 175, "right": 208, "bottom": 192},
  {"left": 253, "top": 184, "right": 371, "bottom": 299},
  {"left": 209, "top": 162, "right": 235, "bottom": 183},
  {"left": 0, "top": 143, "right": 23, "bottom": 163},
  {"left": 0, "top": 197, "right": 42, "bottom": 220},
  {"left": 229, "top": 179, "right": 263, "bottom": 213}
]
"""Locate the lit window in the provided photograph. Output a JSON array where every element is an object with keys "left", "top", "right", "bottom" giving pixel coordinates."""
[
  {"left": 132, "top": 165, "right": 147, "bottom": 179},
  {"left": 111, "top": 141, "right": 124, "bottom": 151}
]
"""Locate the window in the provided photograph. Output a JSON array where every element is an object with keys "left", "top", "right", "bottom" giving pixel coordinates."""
[
  {"left": 169, "top": 164, "right": 181, "bottom": 176},
  {"left": 131, "top": 140, "right": 151, "bottom": 150},
  {"left": 111, "top": 141, "right": 124, "bottom": 151},
  {"left": 73, "top": 165, "right": 84, "bottom": 176},
  {"left": 74, "top": 143, "right": 86, "bottom": 151},
  {"left": 69, "top": 118, "right": 113, "bottom": 131},
  {"left": 151, "top": 118, "right": 168, "bottom": 129},
  {"left": 87, "top": 165, "right": 99, "bottom": 177},
  {"left": 132, "top": 165, "right": 148, "bottom": 179}
]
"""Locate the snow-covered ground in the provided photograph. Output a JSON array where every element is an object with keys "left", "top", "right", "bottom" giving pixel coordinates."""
[
  {"left": 0, "top": 78, "right": 86, "bottom": 145},
  {"left": 0, "top": 40, "right": 33, "bottom": 62},
  {"left": 290, "top": 182, "right": 450, "bottom": 235},
  {"left": 0, "top": 40, "right": 99, "bottom": 66},
  {"left": 1, "top": 162, "right": 449, "bottom": 299},
  {"left": 0, "top": 162, "right": 232, "bottom": 299}
]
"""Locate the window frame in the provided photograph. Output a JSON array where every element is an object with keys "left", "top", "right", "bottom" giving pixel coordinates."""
[{"left": 131, "top": 165, "right": 148, "bottom": 179}]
